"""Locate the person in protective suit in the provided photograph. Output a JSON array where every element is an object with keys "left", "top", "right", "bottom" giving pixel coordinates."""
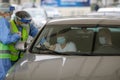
[
  {"left": 0, "top": 2, "right": 21, "bottom": 80},
  {"left": 10, "top": 11, "right": 38, "bottom": 65}
]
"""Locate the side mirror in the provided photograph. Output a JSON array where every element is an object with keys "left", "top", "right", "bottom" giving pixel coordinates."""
[{"left": 15, "top": 42, "right": 27, "bottom": 52}]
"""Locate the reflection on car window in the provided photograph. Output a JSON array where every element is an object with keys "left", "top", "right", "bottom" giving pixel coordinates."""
[{"left": 32, "top": 25, "right": 120, "bottom": 55}]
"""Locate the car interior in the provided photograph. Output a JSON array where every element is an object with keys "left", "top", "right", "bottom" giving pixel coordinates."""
[
  {"left": 65, "top": 27, "right": 94, "bottom": 53},
  {"left": 51, "top": 26, "right": 120, "bottom": 54},
  {"left": 33, "top": 25, "right": 120, "bottom": 55},
  {"left": 94, "top": 27, "right": 120, "bottom": 54}
]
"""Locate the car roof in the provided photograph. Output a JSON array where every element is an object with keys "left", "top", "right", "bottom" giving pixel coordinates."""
[
  {"left": 47, "top": 15, "right": 120, "bottom": 26},
  {"left": 98, "top": 7, "right": 120, "bottom": 12},
  {"left": 87, "top": 12, "right": 120, "bottom": 16}
]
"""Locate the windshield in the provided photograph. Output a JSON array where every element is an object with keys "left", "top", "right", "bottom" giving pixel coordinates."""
[{"left": 32, "top": 24, "right": 120, "bottom": 55}]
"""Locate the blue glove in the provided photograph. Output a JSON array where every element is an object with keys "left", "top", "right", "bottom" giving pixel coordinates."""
[{"left": 40, "top": 37, "right": 46, "bottom": 45}]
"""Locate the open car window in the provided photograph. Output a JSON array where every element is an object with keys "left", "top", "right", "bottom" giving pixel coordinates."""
[{"left": 31, "top": 24, "right": 120, "bottom": 55}]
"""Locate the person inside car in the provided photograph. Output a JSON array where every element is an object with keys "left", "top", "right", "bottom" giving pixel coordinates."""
[
  {"left": 94, "top": 28, "right": 120, "bottom": 54},
  {"left": 49, "top": 31, "right": 77, "bottom": 52}
]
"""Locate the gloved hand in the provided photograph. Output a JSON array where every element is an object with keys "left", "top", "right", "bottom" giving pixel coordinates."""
[
  {"left": 17, "top": 31, "right": 21, "bottom": 37},
  {"left": 15, "top": 41, "right": 26, "bottom": 51},
  {"left": 40, "top": 37, "right": 46, "bottom": 45}
]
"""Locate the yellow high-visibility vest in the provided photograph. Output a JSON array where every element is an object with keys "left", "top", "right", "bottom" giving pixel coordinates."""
[
  {"left": 9, "top": 20, "right": 29, "bottom": 61},
  {"left": 0, "top": 42, "right": 11, "bottom": 59}
]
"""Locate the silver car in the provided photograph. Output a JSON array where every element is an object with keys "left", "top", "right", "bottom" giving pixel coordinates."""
[{"left": 6, "top": 16, "right": 120, "bottom": 80}]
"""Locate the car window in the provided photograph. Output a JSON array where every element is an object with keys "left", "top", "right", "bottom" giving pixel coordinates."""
[
  {"left": 94, "top": 27, "right": 120, "bottom": 54},
  {"left": 31, "top": 25, "right": 120, "bottom": 55}
]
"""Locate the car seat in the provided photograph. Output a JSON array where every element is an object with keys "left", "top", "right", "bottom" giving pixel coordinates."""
[{"left": 66, "top": 28, "right": 94, "bottom": 53}]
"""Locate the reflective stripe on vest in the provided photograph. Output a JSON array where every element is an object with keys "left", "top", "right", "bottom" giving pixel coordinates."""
[
  {"left": 0, "top": 42, "right": 10, "bottom": 58},
  {"left": 0, "top": 50, "right": 10, "bottom": 53},
  {"left": 0, "top": 54, "right": 11, "bottom": 58},
  {"left": 9, "top": 20, "right": 29, "bottom": 61}
]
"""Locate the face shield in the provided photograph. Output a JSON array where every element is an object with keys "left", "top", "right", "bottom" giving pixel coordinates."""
[
  {"left": 5, "top": 6, "right": 15, "bottom": 20},
  {"left": 0, "top": 3, "right": 15, "bottom": 14},
  {"left": 20, "top": 18, "right": 32, "bottom": 24},
  {"left": 16, "top": 16, "right": 32, "bottom": 27},
  {"left": 16, "top": 16, "right": 31, "bottom": 23},
  {"left": 0, "top": 3, "right": 15, "bottom": 20},
  {"left": 9, "top": 6, "right": 15, "bottom": 14}
]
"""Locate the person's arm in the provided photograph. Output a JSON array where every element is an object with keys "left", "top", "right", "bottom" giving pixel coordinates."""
[
  {"left": 0, "top": 18, "right": 21, "bottom": 44},
  {"left": 2, "top": 33, "right": 21, "bottom": 44},
  {"left": 29, "top": 24, "right": 38, "bottom": 37}
]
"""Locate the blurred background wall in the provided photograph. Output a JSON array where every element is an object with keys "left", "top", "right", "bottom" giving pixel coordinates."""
[{"left": 0, "top": 0, "right": 120, "bottom": 16}]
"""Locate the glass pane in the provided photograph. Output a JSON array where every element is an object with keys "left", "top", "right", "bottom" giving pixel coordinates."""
[
  {"left": 32, "top": 24, "right": 96, "bottom": 55},
  {"left": 94, "top": 27, "right": 120, "bottom": 54},
  {"left": 32, "top": 25, "right": 120, "bottom": 55}
]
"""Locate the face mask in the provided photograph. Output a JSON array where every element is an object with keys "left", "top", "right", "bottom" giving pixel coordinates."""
[
  {"left": 20, "top": 23, "right": 29, "bottom": 27},
  {"left": 57, "top": 37, "right": 66, "bottom": 44},
  {"left": 5, "top": 16, "right": 11, "bottom": 21},
  {"left": 99, "top": 37, "right": 106, "bottom": 45}
]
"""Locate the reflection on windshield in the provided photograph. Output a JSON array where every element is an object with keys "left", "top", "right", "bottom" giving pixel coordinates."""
[{"left": 32, "top": 25, "right": 120, "bottom": 55}]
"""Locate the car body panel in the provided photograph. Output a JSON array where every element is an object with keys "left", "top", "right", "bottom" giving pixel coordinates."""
[
  {"left": 47, "top": 17, "right": 120, "bottom": 25},
  {"left": 98, "top": 8, "right": 120, "bottom": 12},
  {"left": 88, "top": 7, "right": 120, "bottom": 17},
  {"left": 87, "top": 12, "right": 120, "bottom": 17},
  {"left": 6, "top": 53, "right": 120, "bottom": 80}
]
